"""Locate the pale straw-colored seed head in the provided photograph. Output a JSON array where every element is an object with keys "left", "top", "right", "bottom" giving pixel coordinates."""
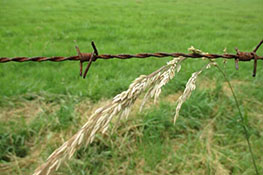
[
  {"left": 139, "top": 56, "right": 185, "bottom": 111},
  {"left": 33, "top": 52, "right": 216, "bottom": 175},
  {"left": 33, "top": 56, "right": 185, "bottom": 175},
  {"left": 174, "top": 61, "right": 217, "bottom": 123},
  {"left": 188, "top": 46, "right": 203, "bottom": 54}
]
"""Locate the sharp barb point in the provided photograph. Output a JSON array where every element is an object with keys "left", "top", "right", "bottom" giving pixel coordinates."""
[{"left": 253, "top": 40, "right": 263, "bottom": 53}]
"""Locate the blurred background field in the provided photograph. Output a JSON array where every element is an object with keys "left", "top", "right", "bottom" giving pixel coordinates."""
[{"left": 0, "top": 0, "right": 262, "bottom": 174}]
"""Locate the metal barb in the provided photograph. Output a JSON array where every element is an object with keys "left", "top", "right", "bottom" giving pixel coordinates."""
[
  {"left": 74, "top": 41, "right": 99, "bottom": 78},
  {"left": 235, "top": 40, "right": 263, "bottom": 77},
  {"left": 253, "top": 55, "right": 257, "bottom": 77},
  {"left": 253, "top": 40, "right": 263, "bottom": 53},
  {"left": 234, "top": 48, "right": 240, "bottom": 70},
  {"left": 82, "top": 41, "right": 99, "bottom": 79},
  {"left": 235, "top": 59, "right": 239, "bottom": 70},
  {"left": 252, "top": 40, "right": 263, "bottom": 77}
]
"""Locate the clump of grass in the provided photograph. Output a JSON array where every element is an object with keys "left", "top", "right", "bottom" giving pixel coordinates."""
[
  {"left": 0, "top": 131, "right": 29, "bottom": 162},
  {"left": 0, "top": 117, "right": 34, "bottom": 164}
]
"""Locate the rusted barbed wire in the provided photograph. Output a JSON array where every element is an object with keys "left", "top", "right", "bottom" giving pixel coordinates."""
[{"left": 0, "top": 40, "right": 262, "bottom": 77}]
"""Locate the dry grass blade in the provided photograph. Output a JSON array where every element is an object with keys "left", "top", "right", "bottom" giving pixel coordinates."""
[
  {"left": 33, "top": 57, "right": 185, "bottom": 175},
  {"left": 140, "top": 57, "right": 185, "bottom": 111},
  {"left": 174, "top": 61, "right": 217, "bottom": 123}
]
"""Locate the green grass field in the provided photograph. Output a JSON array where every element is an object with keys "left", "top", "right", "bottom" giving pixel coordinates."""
[{"left": 0, "top": 0, "right": 263, "bottom": 174}]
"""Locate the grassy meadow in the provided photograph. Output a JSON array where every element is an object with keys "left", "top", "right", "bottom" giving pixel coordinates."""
[{"left": 0, "top": 0, "right": 263, "bottom": 174}]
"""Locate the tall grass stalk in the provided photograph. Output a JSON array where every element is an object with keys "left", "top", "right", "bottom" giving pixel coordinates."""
[
  {"left": 191, "top": 45, "right": 259, "bottom": 174},
  {"left": 215, "top": 65, "right": 259, "bottom": 175}
]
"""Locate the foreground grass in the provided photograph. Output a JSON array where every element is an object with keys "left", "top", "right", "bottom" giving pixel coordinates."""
[{"left": 0, "top": 0, "right": 263, "bottom": 174}]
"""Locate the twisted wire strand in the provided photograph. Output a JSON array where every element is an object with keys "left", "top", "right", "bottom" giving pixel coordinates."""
[{"left": 1, "top": 52, "right": 262, "bottom": 63}]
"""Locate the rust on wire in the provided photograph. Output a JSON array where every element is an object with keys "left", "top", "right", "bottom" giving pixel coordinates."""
[{"left": 0, "top": 40, "right": 263, "bottom": 78}]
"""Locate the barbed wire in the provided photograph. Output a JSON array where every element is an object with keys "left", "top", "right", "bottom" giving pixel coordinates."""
[{"left": 0, "top": 40, "right": 262, "bottom": 77}]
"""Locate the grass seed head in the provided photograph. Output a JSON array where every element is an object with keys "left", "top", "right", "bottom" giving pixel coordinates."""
[
  {"left": 33, "top": 56, "right": 185, "bottom": 175},
  {"left": 174, "top": 61, "right": 217, "bottom": 123}
]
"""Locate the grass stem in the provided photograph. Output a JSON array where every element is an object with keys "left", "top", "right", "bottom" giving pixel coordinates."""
[{"left": 215, "top": 65, "right": 259, "bottom": 175}]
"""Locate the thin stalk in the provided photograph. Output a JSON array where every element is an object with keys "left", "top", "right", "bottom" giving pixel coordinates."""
[{"left": 215, "top": 65, "right": 259, "bottom": 175}]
